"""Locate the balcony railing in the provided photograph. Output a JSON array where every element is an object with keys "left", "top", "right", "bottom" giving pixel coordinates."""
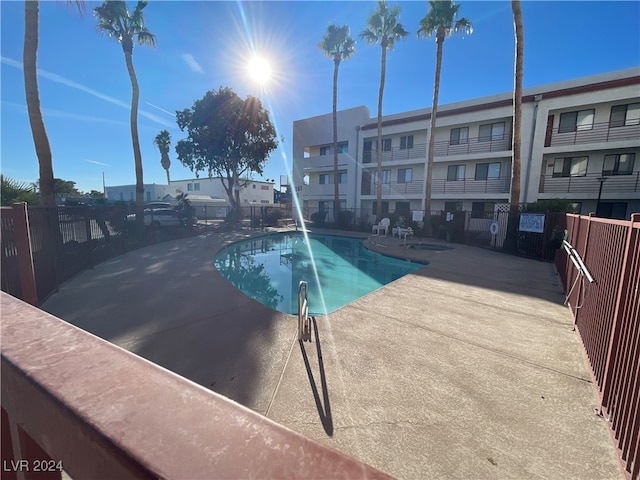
[
  {"left": 363, "top": 143, "right": 426, "bottom": 164},
  {"left": 302, "top": 183, "right": 349, "bottom": 197},
  {"left": 539, "top": 172, "right": 640, "bottom": 194},
  {"left": 546, "top": 121, "right": 640, "bottom": 147},
  {"left": 361, "top": 179, "right": 423, "bottom": 196},
  {"left": 433, "top": 135, "right": 512, "bottom": 157},
  {"left": 431, "top": 176, "right": 511, "bottom": 195}
]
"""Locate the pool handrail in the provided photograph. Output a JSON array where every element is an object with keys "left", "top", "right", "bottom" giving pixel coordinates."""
[{"left": 298, "top": 280, "right": 311, "bottom": 341}]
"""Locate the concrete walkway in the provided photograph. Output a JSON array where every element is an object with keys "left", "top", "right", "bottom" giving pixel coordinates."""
[{"left": 42, "top": 228, "right": 621, "bottom": 479}]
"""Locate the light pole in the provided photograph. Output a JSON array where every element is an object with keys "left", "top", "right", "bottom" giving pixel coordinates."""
[{"left": 595, "top": 176, "right": 607, "bottom": 217}]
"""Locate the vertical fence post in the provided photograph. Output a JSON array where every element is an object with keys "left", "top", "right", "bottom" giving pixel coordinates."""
[{"left": 11, "top": 203, "right": 38, "bottom": 306}]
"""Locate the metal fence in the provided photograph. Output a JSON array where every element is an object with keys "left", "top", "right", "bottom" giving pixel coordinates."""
[{"left": 555, "top": 213, "right": 639, "bottom": 479}]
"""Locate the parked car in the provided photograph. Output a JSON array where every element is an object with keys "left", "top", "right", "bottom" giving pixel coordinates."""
[
  {"left": 144, "top": 201, "right": 175, "bottom": 211},
  {"left": 126, "top": 209, "right": 182, "bottom": 228}
]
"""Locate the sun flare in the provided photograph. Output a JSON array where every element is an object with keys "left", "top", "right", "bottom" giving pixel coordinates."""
[{"left": 248, "top": 56, "right": 271, "bottom": 84}]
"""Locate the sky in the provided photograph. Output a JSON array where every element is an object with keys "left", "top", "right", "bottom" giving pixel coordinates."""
[{"left": 1, "top": 1, "right": 639, "bottom": 194}]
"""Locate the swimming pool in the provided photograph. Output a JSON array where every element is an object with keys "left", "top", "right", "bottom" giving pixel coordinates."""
[{"left": 214, "top": 233, "right": 424, "bottom": 315}]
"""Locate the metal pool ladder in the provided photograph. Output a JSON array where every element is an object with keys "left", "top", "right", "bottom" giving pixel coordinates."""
[{"left": 298, "top": 281, "right": 313, "bottom": 342}]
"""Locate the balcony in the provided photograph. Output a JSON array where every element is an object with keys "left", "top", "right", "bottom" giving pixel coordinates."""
[
  {"left": 546, "top": 121, "right": 640, "bottom": 147},
  {"left": 363, "top": 143, "right": 426, "bottom": 164},
  {"left": 433, "top": 135, "right": 511, "bottom": 157},
  {"left": 431, "top": 176, "right": 511, "bottom": 195},
  {"left": 303, "top": 183, "right": 350, "bottom": 198},
  {"left": 539, "top": 172, "right": 640, "bottom": 194},
  {"left": 361, "top": 180, "right": 423, "bottom": 197}
]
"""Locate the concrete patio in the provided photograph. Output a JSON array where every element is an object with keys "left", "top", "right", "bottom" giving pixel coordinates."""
[{"left": 41, "top": 228, "right": 621, "bottom": 479}]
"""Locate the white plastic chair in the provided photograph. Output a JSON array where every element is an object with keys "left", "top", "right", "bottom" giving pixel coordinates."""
[{"left": 372, "top": 217, "right": 390, "bottom": 235}]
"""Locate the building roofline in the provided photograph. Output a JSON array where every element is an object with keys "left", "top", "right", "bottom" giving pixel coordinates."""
[{"left": 361, "top": 69, "right": 640, "bottom": 131}]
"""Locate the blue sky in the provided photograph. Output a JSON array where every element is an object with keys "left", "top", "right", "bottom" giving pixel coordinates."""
[{"left": 2, "top": 1, "right": 639, "bottom": 194}]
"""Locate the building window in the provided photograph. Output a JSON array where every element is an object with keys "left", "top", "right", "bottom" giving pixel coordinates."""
[
  {"left": 320, "top": 146, "right": 330, "bottom": 156},
  {"left": 319, "top": 174, "right": 331, "bottom": 184},
  {"left": 610, "top": 103, "right": 640, "bottom": 127},
  {"left": 478, "top": 122, "right": 505, "bottom": 142},
  {"left": 471, "top": 202, "right": 495, "bottom": 219},
  {"left": 318, "top": 201, "right": 326, "bottom": 213},
  {"left": 395, "top": 201, "right": 410, "bottom": 215},
  {"left": 603, "top": 153, "right": 634, "bottom": 175},
  {"left": 397, "top": 168, "right": 413, "bottom": 183},
  {"left": 372, "top": 201, "right": 389, "bottom": 215},
  {"left": 374, "top": 170, "right": 391, "bottom": 185},
  {"left": 447, "top": 165, "right": 466, "bottom": 181},
  {"left": 382, "top": 138, "right": 392, "bottom": 152},
  {"left": 552, "top": 157, "right": 588, "bottom": 177},
  {"left": 444, "top": 201, "right": 463, "bottom": 212},
  {"left": 146, "top": 192, "right": 151, "bottom": 201},
  {"left": 194, "top": 183, "right": 200, "bottom": 191},
  {"left": 363, "top": 140, "right": 372, "bottom": 163},
  {"left": 558, "top": 109, "right": 594, "bottom": 133},
  {"left": 187, "top": 183, "right": 193, "bottom": 191},
  {"left": 252, "top": 184, "right": 256, "bottom": 189},
  {"left": 450, "top": 127, "right": 469, "bottom": 145},
  {"left": 337, "top": 142, "right": 348, "bottom": 153},
  {"left": 475, "top": 162, "right": 501, "bottom": 180},
  {"left": 400, "top": 135, "right": 414, "bottom": 150},
  {"left": 338, "top": 171, "right": 348, "bottom": 184}
]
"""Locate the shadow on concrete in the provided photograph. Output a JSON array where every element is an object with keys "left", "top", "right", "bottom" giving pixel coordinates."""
[{"left": 299, "top": 318, "right": 333, "bottom": 436}]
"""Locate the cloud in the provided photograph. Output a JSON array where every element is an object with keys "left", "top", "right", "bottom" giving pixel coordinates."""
[
  {"left": 146, "top": 102, "right": 176, "bottom": 117},
  {"left": 84, "top": 159, "right": 111, "bottom": 167},
  {"left": 1, "top": 56, "right": 174, "bottom": 128},
  {"left": 181, "top": 53, "right": 204, "bottom": 73}
]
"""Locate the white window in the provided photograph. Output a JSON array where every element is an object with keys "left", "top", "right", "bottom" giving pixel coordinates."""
[
  {"left": 382, "top": 138, "right": 392, "bottom": 151},
  {"left": 447, "top": 165, "right": 466, "bottom": 181},
  {"left": 320, "top": 146, "right": 330, "bottom": 156},
  {"left": 337, "top": 142, "right": 348, "bottom": 153},
  {"left": 187, "top": 183, "right": 193, "bottom": 191},
  {"left": 400, "top": 135, "right": 414, "bottom": 150},
  {"left": 194, "top": 183, "right": 200, "bottom": 191},
  {"left": 338, "top": 171, "right": 347, "bottom": 184},
  {"left": 397, "top": 168, "right": 413, "bottom": 183},
  {"left": 552, "top": 157, "right": 588, "bottom": 177},
  {"left": 559, "top": 109, "right": 594, "bottom": 133},
  {"left": 478, "top": 122, "right": 505, "bottom": 142},
  {"left": 610, "top": 103, "right": 640, "bottom": 127},
  {"left": 373, "top": 169, "right": 391, "bottom": 184},
  {"left": 450, "top": 127, "right": 469, "bottom": 145},
  {"left": 603, "top": 153, "right": 634, "bottom": 175},
  {"left": 475, "top": 162, "right": 501, "bottom": 180},
  {"left": 319, "top": 174, "right": 331, "bottom": 184}
]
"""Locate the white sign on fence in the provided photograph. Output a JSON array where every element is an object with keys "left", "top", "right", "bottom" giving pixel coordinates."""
[{"left": 519, "top": 213, "right": 545, "bottom": 233}]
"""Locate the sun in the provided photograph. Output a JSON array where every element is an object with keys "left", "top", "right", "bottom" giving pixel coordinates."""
[{"left": 248, "top": 56, "right": 271, "bottom": 84}]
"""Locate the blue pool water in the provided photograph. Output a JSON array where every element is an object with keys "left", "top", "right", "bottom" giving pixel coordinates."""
[{"left": 214, "top": 233, "right": 424, "bottom": 315}]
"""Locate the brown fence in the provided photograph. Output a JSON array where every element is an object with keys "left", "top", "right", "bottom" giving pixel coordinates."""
[{"left": 555, "top": 213, "right": 639, "bottom": 479}]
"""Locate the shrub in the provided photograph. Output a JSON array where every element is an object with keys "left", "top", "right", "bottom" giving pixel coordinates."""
[
  {"left": 310, "top": 211, "right": 326, "bottom": 225},
  {"left": 335, "top": 210, "right": 354, "bottom": 229},
  {"left": 225, "top": 208, "right": 243, "bottom": 224}
]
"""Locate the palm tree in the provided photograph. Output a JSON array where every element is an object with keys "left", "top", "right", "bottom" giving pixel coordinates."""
[
  {"left": 504, "top": 0, "right": 524, "bottom": 251},
  {"left": 94, "top": 1, "right": 156, "bottom": 222},
  {"left": 154, "top": 129, "right": 172, "bottom": 184},
  {"left": 23, "top": 1, "right": 82, "bottom": 206},
  {"left": 418, "top": 0, "right": 472, "bottom": 235},
  {"left": 360, "top": 1, "right": 408, "bottom": 221},
  {"left": 319, "top": 24, "right": 356, "bottom": 222}
]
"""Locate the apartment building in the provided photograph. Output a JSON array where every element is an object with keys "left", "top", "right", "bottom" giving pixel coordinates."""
[
  {"left": 105, "top": 177, "right": 274, "bottom": 205},
  {"left": 293, "top": 68, "right": 640, "bottom": 221}
]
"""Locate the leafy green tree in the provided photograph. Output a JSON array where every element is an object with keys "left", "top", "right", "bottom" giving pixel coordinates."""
[
  {"left": 23, "top": 1, "right": 83, "bottom": 206},
  {"left": 418, "top": 0, "right": 472, "bottom": 234},
  {"left": 35, "top": 178, "right": 81, "bottom": 197},
  {"left": 154, "top": 129, "right": 172, "bottom": 184},
  {"left": 94, "top": 0, "right": 156, "bottom": 223},
  {"left": 361, "top": 1, "right": 408, "bottom": 221},
  {"left": 319, "top": 24, "right": 356, "bottom": 220},
  {"left": 175, "top": 87, "right": 278, "bottom": 215},
  {"left": 1, "top": 175, "right": 40, "bottom": 205},
  {"left": 504, "top": 0, "right": 524, "bottom": 252}
]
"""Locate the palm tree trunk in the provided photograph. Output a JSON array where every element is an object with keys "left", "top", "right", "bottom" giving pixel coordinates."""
[
  {"left": 425, "top": 29, "right": 444, "bottom": 236},
  {"left": 376, "top": 44, "right": 387, "bottom": 222},
  {"left": 165, "top": 167, "right": 171, "bottom": 184},
  {"left": 123, "top": 46, "right": 144, "bottom": 223},
  {"left": 24, "top": 0, "right": 55, "bottom": 207},
  {"left": 332, "top": 56, "right": 340, "bottom": 221},
  {"left": 505, "top": 0, "right": 524, "bottom": 252}
]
